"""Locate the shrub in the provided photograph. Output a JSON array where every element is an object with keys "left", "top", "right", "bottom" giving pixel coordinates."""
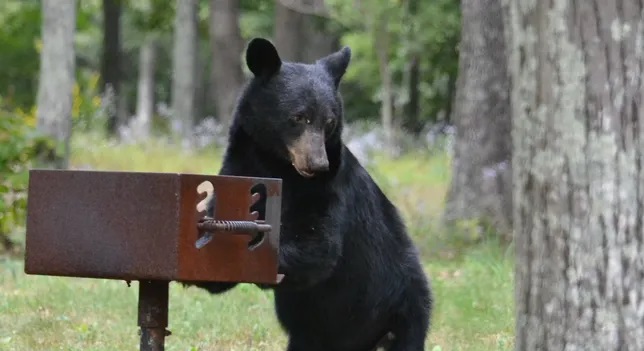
[{"left": 0, "top": 103, "right": 54, "bottom": 254}]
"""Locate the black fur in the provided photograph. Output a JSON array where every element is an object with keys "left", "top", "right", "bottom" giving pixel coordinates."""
[{"left": 195, "top": 38, "right": 432, "bottom": 351}]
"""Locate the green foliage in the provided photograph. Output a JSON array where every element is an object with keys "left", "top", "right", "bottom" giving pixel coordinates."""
[
  {"left": 409, "top": 0, "right": 461, "bottom": 120},
  {"left": 129, "top": 0, "right": 175, "bottom": 33},
  {"left": 71, "top": 71, "right": 108, "bottom": 133},
  {"left": 0, "top": 0, "right": 41, "bottom": 109},
  {"left": 0, "top": 105, "right": 55, "bottom": 252},
  {"left": 239, "top": 0, "right": 275, "bottom": 39},
  {"left": 70, "top": 133, "right": 223, "bottom": 174},
  {"left": 326, "top": 0, "right": 461, "bottom": 125}
]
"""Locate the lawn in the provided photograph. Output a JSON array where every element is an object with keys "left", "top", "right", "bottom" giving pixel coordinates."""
[{"left": 0, "top": 133, "right": 515, "bottom": 351}]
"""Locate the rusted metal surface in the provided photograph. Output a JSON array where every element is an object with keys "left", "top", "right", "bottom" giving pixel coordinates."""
[
  {"left": 193, "top": 180, "right": 271, "bottom": 250},
  {"left": 138, "top": 280, "right": 170, "bottom": 351},
  {"left": 175, "top": 174, "right": 281, "bottom": 283},
  {"left": 24, "top": 169, "right": 282, "bottom": 284}
]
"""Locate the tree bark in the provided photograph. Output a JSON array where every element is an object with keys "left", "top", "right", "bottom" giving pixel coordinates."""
[
  {"left": 276, "top": 0, "right": 329, "bottom": 17},
  {"left": 300, "top": 17, "right": 340, "bottom": 63},
  {"left": 210, "top": 0, "right": 244, "bottom": 129},
  {"left": 400, "top": 0, "right": 422, "bottom": 136},
  {"left": 374, "top": 19, "right": 396, "bottom": 157},
  {"left": 134, "top": 36, "right": 157, "bottom": 140},
  {"left": 101, "top": 0, "right": 122, "bottom": 136},
  {"left": 274, "top": 1, "right": 304, "bottom": 62},
  {"left": 274, "top": 2, "right": 338, "bottom": 64},
  {"left": 444, "top": 0, "right": 512, "bottom": 238},
  {"left": 402, "top": 55, "right": 421, "bottom": 135},
  {"left": 36, "top": 0, "right": 76, "bottom": 169},
  {"left": 510, "top": 0, "right": 644, "bottom": 349},
  {"left": 171, "top": 0, "right": 199, "bottom": 146}
]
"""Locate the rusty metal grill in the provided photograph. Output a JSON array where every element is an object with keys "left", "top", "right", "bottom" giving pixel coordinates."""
[{"left": 24, "top": 169, "right": 283, "bottom": 350}]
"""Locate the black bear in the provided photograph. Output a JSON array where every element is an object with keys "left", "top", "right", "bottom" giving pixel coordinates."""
[{"left": 194, "top": 38, "right": 432, "bottom": 351}]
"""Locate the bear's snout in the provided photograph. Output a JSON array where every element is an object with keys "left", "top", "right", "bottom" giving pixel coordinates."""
[
  {"left": 288, "top": 130, "right": 329, "bottom": 178},
  {"left": 308, "top": 154, "right": 329, "bottom": 173}
]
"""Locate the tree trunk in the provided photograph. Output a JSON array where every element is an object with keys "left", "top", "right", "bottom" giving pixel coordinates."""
[
  {"left": 444, "top": 71, "right": 457, "bottom": 124},
  {"left": 171, "top": 0, "right": 199, "bottom": 146},
  {"left": 444, "top": 0, "right": 512, "bottom": 238},
  {"left": 36, "top": 0, "right": 76, "bottom": 169},
  {"left": 134, "top": 37, "right": 157, "bottom": 140},
  {"left": 210, "top": 0, "right": 244, "bottom": 129},
  {"left": 369, "top": 9, "right": 397, "bottom": 157},
  {"left": 274, "top": 2, "right": 338, "bottom": 64},
  {"left": 274, "top": 1, "right": 304, "bottom": 62},
  {"left": 510, "top": 0, "right": 644, "bottom": 349},
  {"left": 300, "top": 17, "right": 340, "bottom": 63},
  {"left": 275, "top": 0, "right": 329, "bottom": 17},
  {"left": 400, "top": 0, "right": 422, "bottom": 136},
  {"left": 101, "top": 0, "right": 121, "bottom": 136},
  {"left": 402, "top": 55, "right": 422, "bottom": 135}
]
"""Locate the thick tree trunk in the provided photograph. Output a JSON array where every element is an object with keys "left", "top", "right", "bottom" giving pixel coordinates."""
[
  {"left": 274, "top": 2, "right": 302, "bottom": 62},
  {"left": 510, "top": 0, "right": 644, "bottom": 349},
  {"left": 101, "top": 0, "right": 121, "bottom": 136},
  {"left": 36, "top": 0, "right": 76, "bottom": 169},
  {"left": 275, "top": 0, "right": 329, "bottom": 16},
  {"left": 274, "top": 2, "right": 338, "bottom": 64},
  {"left": 171, "top": 0, "right": 199, "bottom": 146},
  {"left": 444, "top": 0, "right": 512, "bottom": 238},
  {"left": 300, "top": 17, "right": 339, "bottom": 63},
  {"left": 134, "top": 37, "right": 157, "bottom": 140},
  {"left": 210, "top": 0, "right": 244, "bottom": 128}
]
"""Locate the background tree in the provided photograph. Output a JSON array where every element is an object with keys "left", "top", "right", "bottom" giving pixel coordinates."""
[
  {"left": 133, "top": 35, "right": 157, "bottom": 140},
  {"left": 510, "top": 0, "right": 644, "bottom": 349},
  {"left": 171, "top": 0, "right": 199, "bottom": 146},
  {"left": 273, "top": 1, "right": 303, "bottom": 62},
  {"left": 127, "top": 1, "right": 174, "bottom": 140},
  {"left": 400, "top": 0, "right": 422, "bottom": 135},
  {"left": 444, "top": 0, "right": 512, "bottom": 239},
  {"left": 210, "top": 0, "right": 244, "bottom": 128},
  {"left": 273, "top": 1, "right": 338, "bottom": 64},
  {"left": 36, "top": 0, "right": 77, "bottom": 169},
  {"left": 326, "top": 0, "right": 460, "bottom": 154},
  {"left": 101, "top": 0, "right": 122, "bottom": 136}
]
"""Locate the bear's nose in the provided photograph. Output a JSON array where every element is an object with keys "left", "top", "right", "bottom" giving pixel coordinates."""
[{"left": 308, "top": 157, "right": 329, "bottom": 173}]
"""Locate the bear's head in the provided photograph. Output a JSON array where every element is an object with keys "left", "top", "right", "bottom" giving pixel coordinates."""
[{"left": 233, "top": 38, "right": 351, "bottom": 179}]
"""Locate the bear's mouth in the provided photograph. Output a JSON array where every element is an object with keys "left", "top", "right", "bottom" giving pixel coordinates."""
[{"left": 292, "top": 164, "right": 315, "bottom": 178}]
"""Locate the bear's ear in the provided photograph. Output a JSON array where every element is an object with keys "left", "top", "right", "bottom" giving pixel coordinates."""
[
  {"left": 246, "top": 38, "right": 282, "bottom": 79},
  {"left": 317, "top": 46, "right": 351, "bottom": 88}
]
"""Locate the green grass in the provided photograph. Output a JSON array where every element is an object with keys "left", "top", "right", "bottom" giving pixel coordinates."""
[{"left": 0, "top": 133, "right": 515, "bottom": 351}]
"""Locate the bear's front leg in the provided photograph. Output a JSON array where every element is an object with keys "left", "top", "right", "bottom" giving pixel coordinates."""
[
  {"left": 285, "top": 337, "right": 310, "bottom": 351},
  {"left": 181, "top": 281, "right": 239, "bottom": 295},
  {"left": 385, "top": 282, "right": 431, "bottom": 351},
  {"left": 276, "top": 225, "right": 343, "bottom": 290},
  {"left": 385, "top": 327, "right": 427, "bottom": 351}
]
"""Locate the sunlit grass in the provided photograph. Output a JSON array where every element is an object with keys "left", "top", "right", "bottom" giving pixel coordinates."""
[
  {"left": 70, "top": 132, "right": 224, "bottom": 174},
  {"left": 0, "top": 241, "right": 513, "bottom": 351},
  {"left": 0, "top": 133, "right": 514, "bottom": 351}
]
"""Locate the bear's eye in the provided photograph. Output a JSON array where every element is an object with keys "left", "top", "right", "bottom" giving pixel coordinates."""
[
  {"left": 326, "top": 118, "right": 336, "bottom": 130},
  {"left": 291, "top": 114, "right": 311, "bottom": 124}
]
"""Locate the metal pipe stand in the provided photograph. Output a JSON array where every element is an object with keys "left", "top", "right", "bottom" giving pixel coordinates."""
[{"left": 138, "top": 280, "right": 170, "bottom": 351}]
